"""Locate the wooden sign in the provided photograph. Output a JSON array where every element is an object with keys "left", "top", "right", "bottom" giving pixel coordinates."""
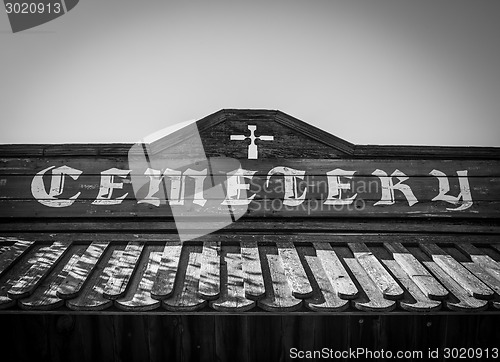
[{"left": 0, "top": 109, "right": 499, "bottom": 219}]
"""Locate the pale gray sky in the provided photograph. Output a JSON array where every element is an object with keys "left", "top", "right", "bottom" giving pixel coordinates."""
[{"left": 1, "top": 0, "right": 499, "bottom": 146}]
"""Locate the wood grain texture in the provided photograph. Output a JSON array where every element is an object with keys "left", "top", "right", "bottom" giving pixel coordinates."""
[
  {"left": 0, "top": 245, "right": 45, "bottom": 309},
  {"left": 7, "top": 241, "right": 70, "bottom": 299},
  {"left": 257, "top": 246, "right": 303, "bottom": 312},
  {"left": 103, "top": 242, "right": 144, "bottom": 300},
  {"left": 462, "top": 262, "right": 500, "bottom": 296},
  {"left": 384, "top": 242, "right": 448, "bottom": 300},
  {"left": 424, "top": 261, "right": 488, "bottom": 312},
  {"left": 210, "top": 247, "right": 255, "bottom": 312},
  {"left": 276, "top": 241, "right": 313, "bottom": 298},
  {"left": 457, "top": 243, "right": 500, "bottom": 280},
  {"left": 162, "top": 245, "right": 207, "bottom": 311},
  {"left": 348, "top": 243, "right": 404, "bottom": 300},
  {"left": 3, "top": 199, "right": 498, "bottom": 219},
  {"left": 420, "top": 243, "right": 494, "bottom": 299},
  {"left": 57, "top": 241, "right": 110, "bottom": 299},
  {"left": 304, "top": 254, "right": 350, "bottom": 312},
  {"left": 381, "top": 259, "right": 441, "bottom": 312},
  {"left": 151, "top": 242, "right": 182, "bottom": 300},
  {"left": 240, "top": 241, "right": 265, "bottom": 300},
  {"left": 344, "top": 258, "right": 396, "bottom": 312},
  {"left": 313, "top": 243, "right": 358, "bottom": 299},
  {"left": 0, "top": 238, "right": 33, "bottom": 277},
  {"left": 66, "top": 248, "right": 123, "bottom": 311},
  {"left": 199, "top": 241, "right": 221, "bottom": 300},
  {"left": 115, "top": 248, "right": 162, "bottom": 311},
  {"left": 3, "top": 157, "right": 500, "bottom": 176},
  {"left": 19, "top": 246, "right": 86, "bottom": 310}
]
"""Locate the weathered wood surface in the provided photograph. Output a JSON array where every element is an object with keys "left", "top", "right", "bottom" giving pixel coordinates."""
[
  {"left": 348, "top": 243, "right": 404, "bottom": 300},
  {"left": 115, "top": 248, "right": 162, "bottom": 311},
  {"left": 199, "top": 242, "right": 221, "bottom": 300},
  {"left": 2, "top": 199, "right": 499, "bottom": 218},
  {"left": 420, "top": 243, "right": 494, "bottom": 299},
  {"left": 210, "top": 247, "right": 255, "bottom": 312},
  {"left": 7, "top": 241, "right": 70, "bottom": 299},
  {"left": 0, "top": 238, "right": 33, "bottom": 276},
  {"left": 103, "top": 242, "right": 144, "bottom": 300},
  {"left": 304, "top": 252, "right": 350, "bottom": 312},
  {"left": 2, "top": 219, "right": 499, "bottom": 236},
  {"left": 0, "top": 240, "right": 497, "bottom": 313},
  {"left": 4, "top": 174, "right": 498, "bottom": 205},
  {"left": 381, "top": 259, "right": 441, "bottom": 312},
  {"left": 151, "top": 242, "right": 182, "bottom": 300},
  {"left": 424, "top": 262, "right": 489, "bottom": 312},
  {"left": 313, "top": 243, "right": 358, "bottom": 299},
  {"left": 384, "top": 242, "right": 448, "bottom": 300},
  {"left": 2, "top": 157, "right": 500, "bottom": 176},
  {"left": 257, "top": 246, "right": 303, "bottom": 312},
  {"left": 162, "top": 245, "right": 207, "bottom": 311},
  {"left": 66, "top": 248, "right": 124, "bottom": 311},
  {"left": 344, "top": 258, "right": 396, "bottom": 312},
  {"left": 240, "top": 241, "right": 265, "bottom": 300},
  {"left": 276, "top": 242, "right": 313, "bottom": 298},
  {"left": 57, "top": 241, "right": 110, "bottom": 299},
  {"left": 20, "top": 246, "right": 86, "bottom": 310}
]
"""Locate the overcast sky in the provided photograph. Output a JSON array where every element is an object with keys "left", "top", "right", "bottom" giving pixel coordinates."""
[{"left": 1, "top": 0, "right": 499, "bottom": 146}]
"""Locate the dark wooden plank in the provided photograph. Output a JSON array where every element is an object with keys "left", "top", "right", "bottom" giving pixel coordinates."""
[
  {"left": 384, "top": 242, "right": 448, "bottom": 300},
  {"left": 381, "top": 259, "right": 441, "bottom": 312},
  {"left": 462, "top": 262, "right": 500, "bottom": 296},
  {"left": 57, "top": 241, "right": 110, "bottom": 299},
  {"left": 303, "top": 254, "right": 349, "bottom": 312},
  {"left": 457, "top": 243, "right": 500, "bottom": 280},
  {"left": 7, "top": 241, "right": 71, "bottom": 299},
  {"left": 276, "top": 241, "right": 313, "bottom": 298},
  {"left": 0, "top": 238, "right": 34, "bottom": 276},
  {"left": 257, "top": 246, "right": 303, "bottom": 312},
  {"left": 313, "top": 243, "right": 358, "bottom": 299},
  {"left": 210, "top": 247, "right": 255, "bottom": 312},
  {"left": 240, "top": 241, "right": 265, "bottom": 300},
  {"left": 2, "top": 199, "right": 500, "bottom": 218},
  {"left": 19, "top": 246, "right": 86, "bottom": 310},
  {"left": 348, "top": 243, "right": 404, "bottom": 300},
  {"left": 0, "top": 244, "right": 46, "bottom": 309},
  {"left": 344, "top": 258, "right": 396, "bottom": 312},
  {"left": 199, "top": 241, "right": 221, "bottom": 300},
  {"left": 420, "top": 243, "right": 494, "bottom": 299},
  {"left": 162, "top": 245, "right": 207, "bottom": 311},
  {"left": 103, "top": 242, "right": 144, "bottom": 300},
  {"left": 3, "top": 174, "right": 499, "bottom": 204},
  {"left": 66, "top": 248, "right": 123, "bottom": 311},
  {"left": 151, "top": 242, "right": 182, "bottom": 300},
  {"left": 115, "top": 248, "right": 162, "bottom": 311},
  {"left": 4, "top": 156, "right": 500, "bottom": 176},
  {"left": 2, "top": 218, "right": 499, "bottom": 234},
  {"left": 424, "top": 261, "right": 488, "bottom": 311}
]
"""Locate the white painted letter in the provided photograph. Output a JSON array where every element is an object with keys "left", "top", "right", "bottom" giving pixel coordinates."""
[
  {"left": 31, "top": 165, "right": 83, "bottom": 207},
  {"left": 324, "top": 169, "right": 357, "bottom": 205},
  {"left": 430, "top": 169, "right": 473, "bottom": 211},
  {"left": 222, "top": 168, "right": 257, "bottom": 205},
  {"left": 184, "top": 168, "right": 207, "bottom": 206},
  {"left": 372, "top": 169, "right": 418, "bottom": 206},
  {"left": 266, "top": 167, "right": 307, "bottom": 206},
  {"left": 92, "top": 168, "right": 131, "bottom": 205}
]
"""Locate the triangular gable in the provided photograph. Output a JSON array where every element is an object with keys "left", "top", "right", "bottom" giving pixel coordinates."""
[{"left": 145, "top": 109, "right": 354, "bottom": 159}]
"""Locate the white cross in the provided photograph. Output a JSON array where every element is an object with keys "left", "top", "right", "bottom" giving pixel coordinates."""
[{"left": 230, "top": 125, "right": 274, "bottom": 159}]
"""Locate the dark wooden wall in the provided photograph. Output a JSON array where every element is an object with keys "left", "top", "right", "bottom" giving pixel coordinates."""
[{"left": 1, "top": 314, "right": 499, "bottom": 362}]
